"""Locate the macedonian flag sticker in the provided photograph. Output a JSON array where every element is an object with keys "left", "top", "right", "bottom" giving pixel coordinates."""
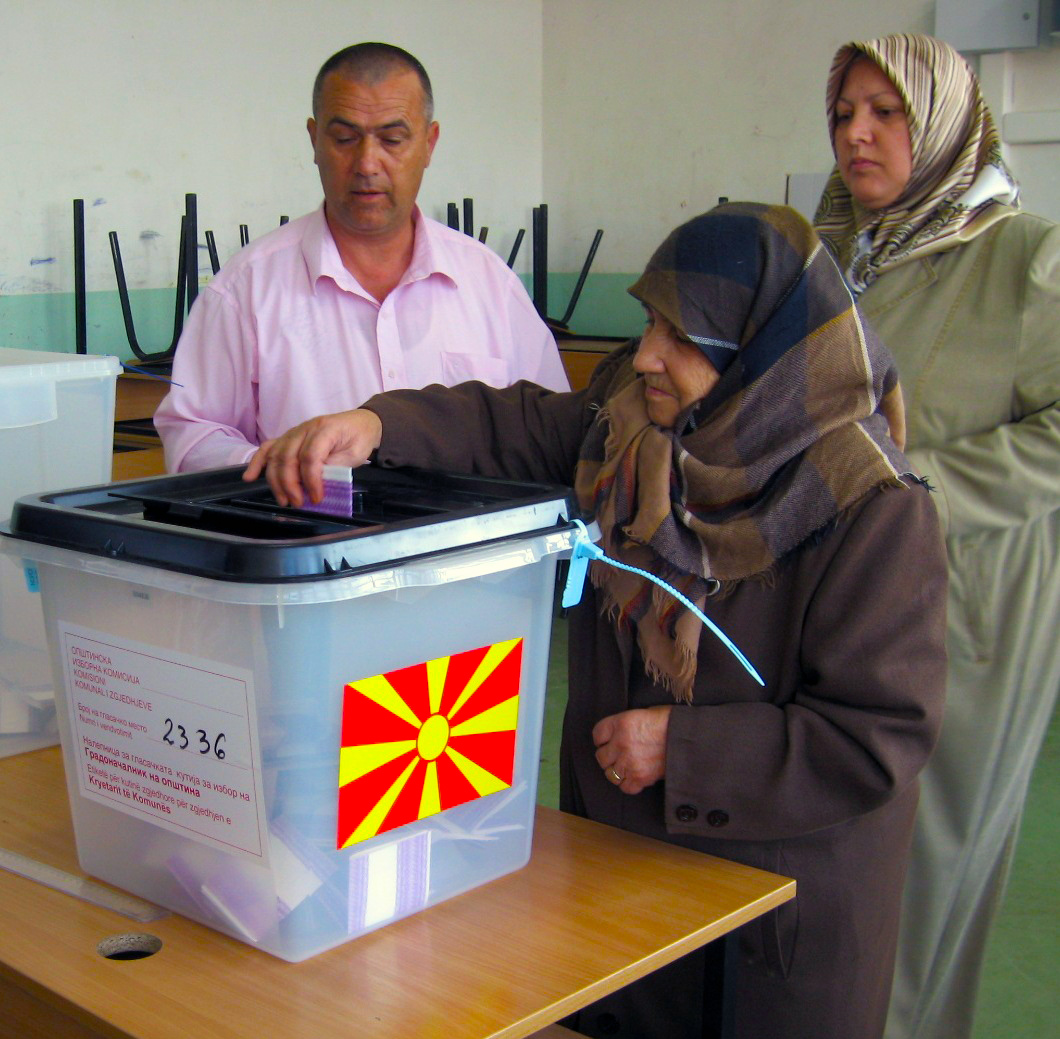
[{"left": 337, "top": 638, "right": 523, "bottom": 849}]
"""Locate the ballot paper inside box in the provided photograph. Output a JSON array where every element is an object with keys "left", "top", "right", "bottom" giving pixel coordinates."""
[{"left": 2, "top": 465, "right": 580, "bottom": 961}]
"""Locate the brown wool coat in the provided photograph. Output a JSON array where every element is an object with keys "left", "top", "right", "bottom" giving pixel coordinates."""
[{"left": 366, "top": 346, "right": 948, "bottom": 1039}]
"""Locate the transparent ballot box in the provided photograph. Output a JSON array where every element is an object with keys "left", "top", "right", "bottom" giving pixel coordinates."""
[
  {"left": 2, "top": 465, "right": 578, "bottom": 960},
  {"left": 0, "top": 349, "right": 120, "bottom": 757}
]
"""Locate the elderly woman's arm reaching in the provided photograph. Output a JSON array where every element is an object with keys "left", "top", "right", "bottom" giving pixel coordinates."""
[
  {"left": 243, "top": 409, "right": 383, "bottom": 506},
  {"left": 242, "top": 368, "right": 611, "bottom": 507}
]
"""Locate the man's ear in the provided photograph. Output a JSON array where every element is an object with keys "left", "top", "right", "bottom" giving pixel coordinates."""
[
  {"left": 424, "top": 121, "right": 440, "bottom": 167},
  {"left": 307, "top": 117, "right": 319, "bottom": 163}
]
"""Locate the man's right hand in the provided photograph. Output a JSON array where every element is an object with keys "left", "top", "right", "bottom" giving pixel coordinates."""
[{"left": 242, "top": 409, "right": 383, "bottom": 507}]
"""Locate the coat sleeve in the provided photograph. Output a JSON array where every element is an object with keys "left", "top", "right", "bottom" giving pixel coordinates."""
[
  {"left": 364, "top": 342, "right": 635, "bottom": 485},
  {"left": 908, "top": 222, "right": 1060, "bottom": 537},
  {"left": 365, "top": 381, "right": 586, "bottom": 485},
  {"left": 664, "top": 485, "right": 948, "bottom": 842}
]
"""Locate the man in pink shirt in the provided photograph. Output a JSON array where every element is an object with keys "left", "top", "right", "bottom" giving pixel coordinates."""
[{"left": 154, "top": 42, "right": 569, "bottom": 473}]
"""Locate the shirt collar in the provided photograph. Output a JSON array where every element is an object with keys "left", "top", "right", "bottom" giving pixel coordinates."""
[
  {"left": 304, "top": 204, "right": 458, "bottom": 296},
  {"left": 405, "top": 208, "right": 460, "bottom": 287},
  {"left": 303, "top": 204, "right": 346, "bottom": 289}
]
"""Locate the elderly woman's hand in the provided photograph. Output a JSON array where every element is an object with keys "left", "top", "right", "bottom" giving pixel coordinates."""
[
  {"left": 242, "top": 409, "right": 383, "bottom": 507},
  {"left": 592, "top": 706, "right": 672, "bottom": 795}
]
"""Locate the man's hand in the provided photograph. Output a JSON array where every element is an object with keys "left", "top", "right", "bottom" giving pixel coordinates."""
[
  {"left": 242, "top": 409, "right": 383, "bottom": 507},
  {"left": 592, "top": 706, "right": 672, "bottom": 795}
]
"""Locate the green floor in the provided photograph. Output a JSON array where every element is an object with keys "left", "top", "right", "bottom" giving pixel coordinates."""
[{"left": 536, "top": 615, "right": 1059, "bottom": 1036}]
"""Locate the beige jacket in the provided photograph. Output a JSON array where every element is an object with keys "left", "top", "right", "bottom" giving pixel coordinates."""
[
  {"left": 857, "top": 209, "right": 1060, "bottom": 1039},
  {"left": 857, "top": 211, "right": 1059, "bottom": 667}
]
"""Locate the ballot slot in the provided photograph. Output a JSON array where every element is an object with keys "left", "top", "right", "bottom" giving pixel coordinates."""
[
  {"left": 95, "top": 469, "right": 546, "bottom": 541},
  {"left": 5, "top": 465, "right": 580, "bottom": 584}
]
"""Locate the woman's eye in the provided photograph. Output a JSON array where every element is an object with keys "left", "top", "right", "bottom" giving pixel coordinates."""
[{"left": 835, "top": 112, "right": 851, "bottom": 123}]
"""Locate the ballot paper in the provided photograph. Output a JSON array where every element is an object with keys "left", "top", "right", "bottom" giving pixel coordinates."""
[{"left": 301, "top": 465, "right": 355, "bottom": 518}]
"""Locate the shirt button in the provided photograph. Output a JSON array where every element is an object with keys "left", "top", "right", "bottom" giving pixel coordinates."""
[
  {"left": 707, "top": 810, "right": 729, "bottom": 827},
  {"left": 675, "top": 804, "right": 698, "bottom": 823}
]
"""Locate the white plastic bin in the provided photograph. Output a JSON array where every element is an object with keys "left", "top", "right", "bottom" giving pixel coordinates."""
[
  {"left": 3, "top": 466, "right": 578, "bottom": 960},
  {"left": 0, "top": 349, "right": 120, "bottom": 757}
]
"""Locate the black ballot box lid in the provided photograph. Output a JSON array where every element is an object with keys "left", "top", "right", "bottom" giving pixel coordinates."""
[{"left": 3, "top": 465, "right": 580, "bottom": 584}]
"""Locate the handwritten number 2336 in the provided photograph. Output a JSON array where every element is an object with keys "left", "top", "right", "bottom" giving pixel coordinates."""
[{"left": 162, "top": 718, "right": 227, "bottom": 759}]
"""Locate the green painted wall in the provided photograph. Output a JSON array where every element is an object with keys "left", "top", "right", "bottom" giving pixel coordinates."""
[
  {"left": 536, "top": 272, "right": 644, "bottom": 340},
  {"left": 0, "top": 272, "right": 644, "bottom": 363},
  {"left": 0, "top": 289, "right": 179, "bottom": 363}
]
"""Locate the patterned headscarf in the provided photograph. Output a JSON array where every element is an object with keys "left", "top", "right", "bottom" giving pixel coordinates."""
[
  {"left": 574, "top": 203, "right": 909, "bottom": 701},
  {"left": 814, "top": 32, "right": 1019, "bottom": 294}
]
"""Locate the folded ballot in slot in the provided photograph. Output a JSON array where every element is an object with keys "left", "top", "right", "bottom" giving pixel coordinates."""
[{"left": 1, "top": 464, "right": 581, "bottom": 961}]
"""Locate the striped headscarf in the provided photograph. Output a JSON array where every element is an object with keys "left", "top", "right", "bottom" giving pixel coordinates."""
[
  {"left": 814, "top": 33, "right": 1019, "bottom": 294},
  {"left": 574, "top": 203, "right": 909, "bottom": 700}
]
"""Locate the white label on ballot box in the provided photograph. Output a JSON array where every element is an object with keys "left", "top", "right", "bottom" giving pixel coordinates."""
[{"left": 58, "top": 623, "right": 269, "bottom": 862}]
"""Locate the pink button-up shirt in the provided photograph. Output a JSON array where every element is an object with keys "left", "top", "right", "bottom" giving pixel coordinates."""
[{"left": 155, "top": 206, "right": 569, "bottom": 472}]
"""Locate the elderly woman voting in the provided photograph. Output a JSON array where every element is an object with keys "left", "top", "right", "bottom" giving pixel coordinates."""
[
  {"left": 815, "top": 33, "right": 1060, "bottom": 1039},
  {"left": 247, "top": 204, "right": 947, "bottom": 1039}
]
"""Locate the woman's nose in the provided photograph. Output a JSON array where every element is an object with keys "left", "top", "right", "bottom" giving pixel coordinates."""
[
  {"left": 633, "top": 329, "right": 665, "bottom": 373},
  {"left": 843, "top": 108, "right": 872, "bottom": 144}
]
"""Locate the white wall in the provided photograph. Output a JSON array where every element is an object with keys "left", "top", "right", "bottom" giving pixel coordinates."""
[
  {"left": 2, "top": 1, "right": 1056, "bottom": 307},
  {"left": 0, "top": 0, "right": 545, "bottom": 295},
  {"left": 980, "top": 47, "right": 1060, "bottom": 224},
  {"left": 541, "top": 0, "right": 936, "bottom": 272}
]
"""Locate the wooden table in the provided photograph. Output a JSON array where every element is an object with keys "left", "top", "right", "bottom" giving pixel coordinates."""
[
  {"left": 111, "top": 446, "right": 166, "bottom": 482},
  {"left": 0, "top": 748, "right": 794, "bottom": 1039},
  {"left": 112, "top": 372, "right": 168, "bottom": 482},
  {"left": 557, "top": 338, "right": 620, "bottom": 391},
  {"left": 114, "top": 372, "right": 170, "bottom": 425}
]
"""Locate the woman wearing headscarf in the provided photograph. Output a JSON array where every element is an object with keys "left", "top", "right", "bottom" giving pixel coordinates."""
[
  {"left": 814, "top": 32, "right": 1060, "bottom": 1039},
  {"left": 247, "top": 203, "right": 947, "bottom": 1038}
]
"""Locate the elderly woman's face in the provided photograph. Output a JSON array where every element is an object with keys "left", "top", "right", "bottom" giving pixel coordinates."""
[
  {"left": 834, "top": 57, "right": 913, "bottom": 211},
  {"left": 633, "top": 308, "right": 721, "bottom": 428}
]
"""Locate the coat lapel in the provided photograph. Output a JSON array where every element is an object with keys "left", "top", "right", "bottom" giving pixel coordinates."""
[{"left": 858, "top": 258, "right": 938, "bottom": 324}]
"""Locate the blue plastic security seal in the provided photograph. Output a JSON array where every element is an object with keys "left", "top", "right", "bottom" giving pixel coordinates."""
[{"left": 562, "top": 520, "right": 764, "bottom": 686}]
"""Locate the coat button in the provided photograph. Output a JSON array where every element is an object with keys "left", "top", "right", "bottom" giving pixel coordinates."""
[
  {"left": 707, "top": 810, "right": 729, "bottom": 827},
  {"left": 675, "top": 804, "right": 698, "bottom": 822}
]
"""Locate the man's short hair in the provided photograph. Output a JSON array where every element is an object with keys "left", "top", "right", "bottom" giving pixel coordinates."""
[{"left": 312, "top": 43, "right": 434, "bottom": 123}]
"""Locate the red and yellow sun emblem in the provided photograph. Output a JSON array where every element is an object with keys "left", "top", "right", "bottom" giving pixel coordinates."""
[{"left": 336, "top": 638, "right": 523, "bottom": 849}]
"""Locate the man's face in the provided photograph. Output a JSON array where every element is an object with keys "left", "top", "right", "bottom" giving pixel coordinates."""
[{"left": 307, "top": 68, "right": 439, "bottom": 242}]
